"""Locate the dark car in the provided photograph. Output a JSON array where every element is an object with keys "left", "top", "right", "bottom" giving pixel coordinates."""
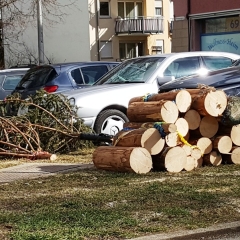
[
  {"left": 0, "top": 68, "right": 29, "bottom": 100},
  {"left": 12, "top": 61, "right": 119, "bottom": 99},
  {"left": 159, "top": 65, "right": 240, "bottom": 96}
]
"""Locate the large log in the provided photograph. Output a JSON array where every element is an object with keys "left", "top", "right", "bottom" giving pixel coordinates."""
[
  {"left": 213, "top": 136, "right": 232, "bottom": 154},
  {"left": 184, "top": 109, "right": 201, "bottom": 130},
  {"left": 196, "top": 137, "right": 213, "bottom": 155},
  {"left": 191, "top": 90, "right": 227, "bottom": 117},
  {"left": 175, "top": 90, "right": 192, "bottom": 113},
  {"left": 127, "top": 100, "right": 179, "bottom": 123},
  {"left": 92, "top": 146, "right": 152, "bottom": 174},
  {"left": 123, "top": 122, "right": 177, "bottom": 134},
  {"left": 203, "top": 151, "right": 222, "bottom": 166},
  {"left": 228, "top": 147, "right": 240, "bottom": 165},
  {"left": 112, "top": 128, "right": 165, "bottom": 155},
  {"left": 199, "top": 116, "right": 219, "bottom": 138},
  {"left": 165, "top": 132, "right": 181, "bottom": 147},
  {"left": 152, "top": 146, "right": 187, "bottom": 173},
  {"left": 230, "top": 124, "right": 240, "bottom": 146},
  {"left": 184, "top": 156, "right": 195, "bottom": 171}
]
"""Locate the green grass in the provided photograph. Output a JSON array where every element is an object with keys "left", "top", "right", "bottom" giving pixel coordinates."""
[{"left": 0, "top": 160, "right": 240, "bottom": 239}]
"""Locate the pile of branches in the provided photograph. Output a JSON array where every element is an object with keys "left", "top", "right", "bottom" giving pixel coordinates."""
[{"left": 0, "top": 90, "right": 94, "bottom": 159}]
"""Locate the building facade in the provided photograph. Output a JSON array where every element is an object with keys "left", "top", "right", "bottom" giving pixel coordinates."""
[
  {"left": 172, "top": 0, "right": 240, "bottom": 54},
  {"left": 89, "top": 0, "right": 174, "bottom": 62},
  {"left": 1, "top": 0, "right": 173, "bottom": 68}
]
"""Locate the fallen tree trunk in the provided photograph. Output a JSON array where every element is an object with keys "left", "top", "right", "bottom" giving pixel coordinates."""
[{"left": 92, "top": 146, "right": 152, "bottom": 174}]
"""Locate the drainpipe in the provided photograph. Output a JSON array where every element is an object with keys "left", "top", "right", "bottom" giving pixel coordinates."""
[{"left": 95, "top": 0, "right": 100, "bottom": 61}]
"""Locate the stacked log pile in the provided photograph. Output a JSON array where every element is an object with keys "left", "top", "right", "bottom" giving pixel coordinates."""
[{"left": 93, "top": 87, "right": 240, "bottom": 174}]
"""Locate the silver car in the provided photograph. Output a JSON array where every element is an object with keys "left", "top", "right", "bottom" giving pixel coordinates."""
[{"left": 62, "top": 51, "right": 240, "bottom": 135}]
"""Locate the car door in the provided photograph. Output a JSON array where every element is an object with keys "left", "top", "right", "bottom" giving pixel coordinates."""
[{"left": 163, "top": 56, "right": 201, "bottom": 79}]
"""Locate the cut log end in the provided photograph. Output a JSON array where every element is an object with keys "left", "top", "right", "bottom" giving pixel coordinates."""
[
  {"left": 199, "top": 116, "right": 219, "bottom": 138},
  {"left": 184, "top": 109, "right": 201, "bottom": 130},
  {"left": 230, "top": 124, "right": 240, "bottom": 146},
  {"left": 175, "top": 118, "right": 189, "bottom": 137},
  {"left": 197, "top": 137, "right": 213, "bottom": 155},
  {"left": 161, "top": 101, "right": 179, "bottom": 123},
  {"left": 176, "top": 90, "right": 192, "bottom": 113}
]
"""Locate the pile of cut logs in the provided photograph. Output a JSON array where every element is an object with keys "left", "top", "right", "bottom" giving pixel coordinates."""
[{"left": 93, "top": 87, "right": 240, "bottom": 174}]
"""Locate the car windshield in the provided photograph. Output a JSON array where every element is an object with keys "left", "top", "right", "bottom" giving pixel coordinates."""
[{"left": 94, "top": 57, "right": 165, "bottom": 85}]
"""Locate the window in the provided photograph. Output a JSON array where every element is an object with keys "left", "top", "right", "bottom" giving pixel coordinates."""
[
  {"left": 155, "top": 0, "right": 162, "bottom": 16},
  {"left": 163, "top": 57, "right": 201, "bottom": 79},
  {"left": 70, "top": 68, "right": 84, "bottom": 84},
  {"left": 100, "top": 1, "right": 110, "bottom": 17},
  {"left": 80, "top": 66, "right": 109, "bottom": 84},
  {"left": 117, "top": 2, "right": 142, "bottom": 18},
  {"left": 3, "top": 76, "right": 23, "bottom": 90},
  {"left": 100, "top": 41, "right": 112, "bottom": 58},
  {"left": 152, "top": 40, "right": 164, "bottom": 54},
  {"left": 202, "top": 56, "right": 233, "bottom": 70},
  {"left": 119, "top": 42, "right": 144, "bottom": 60}
]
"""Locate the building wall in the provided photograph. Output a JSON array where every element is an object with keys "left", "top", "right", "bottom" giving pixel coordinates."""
[{"left": 3, "top": 0, "right": 90, "bottom": 67}]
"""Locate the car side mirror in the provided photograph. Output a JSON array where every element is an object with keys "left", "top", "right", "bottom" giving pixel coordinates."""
[{"left": 156, "top": 76, "right": 175, "bottom": 86}]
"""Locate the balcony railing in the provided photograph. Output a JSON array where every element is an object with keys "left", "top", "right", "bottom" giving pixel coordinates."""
[{"left": 115, "top": 16, "right": 164, "bottom": 35}]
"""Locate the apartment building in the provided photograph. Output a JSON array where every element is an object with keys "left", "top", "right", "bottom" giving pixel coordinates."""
[
  {"left": 89, "top": 0, "right": 174, "bottom": 61},
  {"left": 172, "top": 0, "right": 240, "bottom": 54}
]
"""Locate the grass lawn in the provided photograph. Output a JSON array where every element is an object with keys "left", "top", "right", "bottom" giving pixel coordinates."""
[{"left": 0, "top": 148, "right": 240, "bottom": 240}]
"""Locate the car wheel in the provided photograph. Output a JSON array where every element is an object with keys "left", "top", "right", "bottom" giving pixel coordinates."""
[{"left": 94, "top": 109, "right": 129, "bottom": 135}]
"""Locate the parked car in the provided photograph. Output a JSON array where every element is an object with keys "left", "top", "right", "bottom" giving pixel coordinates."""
[
  {"left": 159, "top": 65, "right": 240, "bottom": 96},
  {"left": 61, "top": 51, "right": 240, "bottom": 135},
  {"left": 0, "top": 68, "right": 29, "bottom": 100},
  {"left": 12, "top": 61, "right": 119, "bottom": 99}
]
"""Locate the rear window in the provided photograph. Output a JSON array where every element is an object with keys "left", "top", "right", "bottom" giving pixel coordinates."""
[{"left": 16, "top": 67, "right": 58, "bottom": 89}]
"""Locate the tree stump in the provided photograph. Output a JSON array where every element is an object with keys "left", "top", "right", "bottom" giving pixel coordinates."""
[
  {"left": 92, "top": 146, "right": 152, "bottom": 174},
  {"left": 113, "top": 128, "right": 165, "bottom": 155},
  {"left": 184, "top": 109, "right": 201, "bottom": 130},
  {"left": 152, "top": 146, "right": 187, "bottom": 173},
  {"left": 230, "top": 124, "right": 240, "bottom": 146},
  {"left": 203, "top": 151, "right": 222, "bottom": 166},
  {"left": 191, "top": 90, "right": 227, "bottom": 117},
  {"left": 127, "top": 100, "right": 179, "bottom": 123},
  {"left": 213, "top": 136, "right": 232, "bottom": 153}
]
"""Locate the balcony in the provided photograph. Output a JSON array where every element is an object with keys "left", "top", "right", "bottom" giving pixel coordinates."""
[{"left": 115, "top": 16, "right": 164, "bottom": 35}]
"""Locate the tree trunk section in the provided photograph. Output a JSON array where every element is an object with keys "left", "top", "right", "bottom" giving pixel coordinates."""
[
  {"left": 175, "top": 118, "right": 189, "bottom": 137},
  {"left": 199, "top": 116, "right": 219, "bottom": 138},
  {"left": 152, "top": 146, "right": 187, "bottom": 173},
  {"left": 196, "top": 137, "right": 213, "bottom": 155},
  {"left": 184, "top": 109, "right": 201, "bottom": 130},
  {"left": 213, "top": 136, "right": 232, "bottom": 153},
  {"left": 191, "top": 90, "right": 227, "bottom": 117},
  {"left": 230, "top": 147, "right": 240, "bottom": 165},
  {"left": 113, "top": 128, "right": 165, "bottom": 155},
  {"left": 203, "top": 151, "right": 222, "bottom": 166},
  {"left": 92, "top": 146, "right": 152, "bottom": 174},
  {"left": 184, "top": 156, "right": 195, "bottom": 171},
  {"left": 230, "top": 124, "right": 240, "bottom": 146},
  {"left": 127, "top": 100, "right": 179, "bottom": 123},
  {"left": 175, "top": 90, "right": 192, "bottom": 113},
  {"left": 165, "top": 132, "right": 181, "bottom": 147}
]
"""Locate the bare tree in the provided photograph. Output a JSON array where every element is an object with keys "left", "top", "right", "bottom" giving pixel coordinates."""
[{"left": 0, "top": 0, "right": 79, "bottom": 68}]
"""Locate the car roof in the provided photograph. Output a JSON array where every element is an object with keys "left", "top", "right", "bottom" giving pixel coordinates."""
[
  {"left": 130, "top": 51, "right": 240, "bottom": 60},
  {"left": 48, "top": 61, "right": 119, "bottom": 67},
  {"left": 0, "top": 68, "right": 29, "bottom": 75}
]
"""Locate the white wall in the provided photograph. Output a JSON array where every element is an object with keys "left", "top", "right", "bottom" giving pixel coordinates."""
[{"left": 3, "top": 0, "right": 91, "bottom": 67}]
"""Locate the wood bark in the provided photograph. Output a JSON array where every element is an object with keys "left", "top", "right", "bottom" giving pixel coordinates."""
[
  {"left": 112, "top": 128, "right": 165, "bottom": 155},
  {"left": 191, "top": 90, "right": 227, "bottom": 117},
  {"left": 203, "top": 151, "right": 222, "bottom": 166},
  {"left": 92, "top": 146, "right": 152, "bottom": 174},
  {"left": 152, "top": 146, "right": 187, "bottom": 173},
  {"left": 184, "top": 109, "right": 201, "bottom": 130},
  {"left": 213, "top": 136, "right": 232, "bottom": 154},
  {"left": 127, "top": 100, "right": 179, "bottom": 123},
  {"left": 123, "top": 122, "right": 177, "bottom": 133},
  {"left": 230, "top": 124, "right": 240, "bottom": 146}
]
